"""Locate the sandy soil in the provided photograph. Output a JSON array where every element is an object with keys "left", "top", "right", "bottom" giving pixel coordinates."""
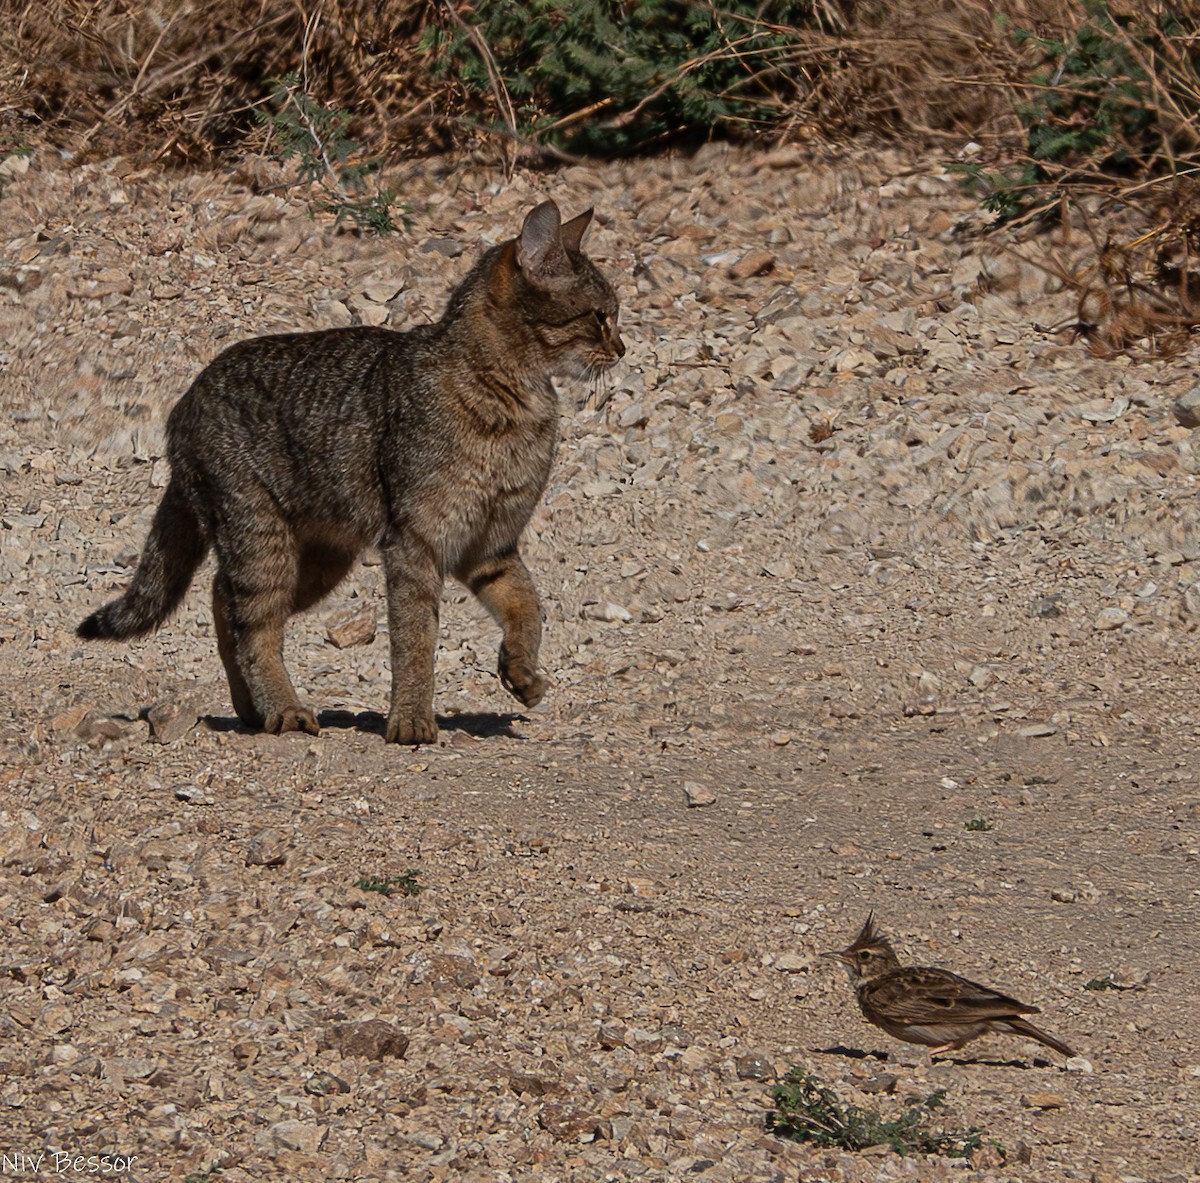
[{"left": 1, "top": 142, "right": 1199, "bottom": 1183}]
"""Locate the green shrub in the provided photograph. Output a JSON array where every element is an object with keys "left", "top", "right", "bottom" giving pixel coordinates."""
[
  {"left": 768, "top": 1068, "right": 986, "bottom": 1158},
  {"left": 421, "top": 0, "right": 820, "bottom": 155},
  {"left": 954, "top": 3, "right": 1200, "bottom": 221}
]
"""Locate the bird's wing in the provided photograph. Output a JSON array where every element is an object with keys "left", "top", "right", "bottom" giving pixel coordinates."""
[{"left": 866, "top": 968, "right": 1040, "bottom": 1024}]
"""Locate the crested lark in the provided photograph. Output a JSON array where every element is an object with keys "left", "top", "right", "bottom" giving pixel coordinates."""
[{"left": 824, "top": 914, "right": 1076, "bottom": 1060}]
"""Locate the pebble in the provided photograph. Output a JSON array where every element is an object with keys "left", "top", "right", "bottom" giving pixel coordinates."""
[
  {"left": 321, "top": 1018, "right": 410, "bottom": 1061},
  {"left": 683, "top": 781, "right": 718, "bottom": 808},
  {"left": 1173, "top": 385, "right": 1200, "bottom": 428},
  {"left": 147, "top": 695, "right": 200, "bottom": 744},
  {"left": 325, "top": 605, "right": 377, "bottom": 648}
]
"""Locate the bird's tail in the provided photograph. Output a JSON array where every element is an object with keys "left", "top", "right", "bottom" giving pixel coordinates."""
[
  {"left": 78, "top": 477, "right": 208, "bottom": 640},
  {"left": 1006, "top": 1016, "right": 1075, "bottom": 1058}
]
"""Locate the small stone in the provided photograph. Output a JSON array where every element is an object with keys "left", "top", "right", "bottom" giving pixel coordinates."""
[
  {"left": 406, "top": 1132, "right": 445, "bottom": 1151},
  {"left": 624, "top": 1027, "right": 664, "bottom": 1054},
  {"left": 1018, "top": 722, "right": 1058, "bottom": 737},
  {"left": 304, "top": 1071, "right": 351, "bottom": 1096},
  {"left": 773, "top": 952, "right": 809, "bottom": 973},
  {"left": 728, "top": 249, "right": 776, "bottom": 280},
  {"left": 173, "top": 785, "right": 214, "bottom": 805},
  {"left": 859, "top": 1073, "right": 898, "bottom": 1095},
  {"left": 361, "top": 278, "right": 405, "bottom": 303},
  {"left": 734, "top": 1053, "right": 773, "bottom": 1080},
  {"left": 1021, "top": 1091, "right": 1066, "bottom": 1110},
  {"left": 538, "top": 1101, "right": 606, "bottom": 1142},
  {"left": 1093, "top": 607, "right": 1128, "bottom": 631},
  {"left": 597, "top": 1023, "right": 626, "bottom": 1050},
  {"left": 245, "top": 827, "right": 291, "bottom": 867},
  {"left": 50, "top": 704, "right": 92, "bottom": 731},
  {"left": 267, "top": 1119, "right": 327, "bottom": 1154},
  {"left": 1065, "top": 1056, "right": 1094, "bottom": 1073},
  {"left": 583, "top": 600, "right": 633, "bottom": 623},
  {"left": 421, "top": 237, "right": 464, "bottom": 258},
  {"left": 326, "top": 606, "right": 377, "bottom": 648},
  {"left": 147, "top": 695, "right": 200, "bottom": 744},
  {"left": 322, "top": 1018, "right": 409, "bottom": 1061},
  {"left": 683, "top": 781, "right": 717, "bottom": 808},
  {"left": 1173, "top": 385, "right": 1200, "bottom": 428}
]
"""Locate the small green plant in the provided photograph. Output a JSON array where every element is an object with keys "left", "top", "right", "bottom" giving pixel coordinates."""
[
  {"left": 965, "top": 817, "right": 993, "bottom": 832},
  {"left": 256, "top": 73, "right": 404, "bottom": 234},
  {"left": 768, "top": 1069, "right": 986, "bottom": 1158},
  {"left": 421, "top": 0, "right": 817, "bottom": 156},
  {"left": 355, "top": 870, "right": 421, "bottom": 898}
]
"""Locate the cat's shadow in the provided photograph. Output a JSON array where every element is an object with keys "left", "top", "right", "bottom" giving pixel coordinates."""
[{"left": 203, "top": 708, "right": 526, "bottom": 741}]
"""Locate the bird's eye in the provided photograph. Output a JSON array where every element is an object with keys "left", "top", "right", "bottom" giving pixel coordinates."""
[
  {"left": 594, "top": 310, "right": 608, "bottom": 327},
  {"left": 858, "top": 951, "right": 871, "bottom": 961}
]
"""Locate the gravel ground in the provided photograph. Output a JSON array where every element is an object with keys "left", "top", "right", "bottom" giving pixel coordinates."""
[{"left": 1, "top": 142, "right": 1199, "bottom": 1183}]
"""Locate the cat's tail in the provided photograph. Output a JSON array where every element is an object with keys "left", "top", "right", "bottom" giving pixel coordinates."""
[{"left": 78, "top": 477, "right": 209, "bottom": 640}]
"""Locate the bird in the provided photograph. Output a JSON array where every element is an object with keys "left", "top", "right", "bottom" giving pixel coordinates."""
[{"left": 823, "top": 913, "right": 1076, "bottom": 1060}]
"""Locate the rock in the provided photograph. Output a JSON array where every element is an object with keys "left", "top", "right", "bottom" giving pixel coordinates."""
[
  {"left": 1021, "top": 1091, "right": 1066, "bottom": 1110},
  {"left": 773, "top": 952, "right": 809, "bottom": 973},
  {"left": 583, "top": 600, "right": 633, "bottom": 623},
  {"left": 538, "top": 1101, "right": 606, "bottom": 1141},
  {"left": 1093, "top": 607, "right": 1129, "bottom": 631},
  {"left": 147, "top": 695, "right": 200, "bottom": 744},
  {"left": 1173, "top": 385, "right": 1200, "bottom": 428},
  {"left": 245, "top": 827, "right": 291, "bottom": 867},
  {"left": 304, "top": 1071, "right": 350, "bottom": 1096},
  {"left": 734, "top": 1053, "right": 773, "bottom": 1080},
  {"left": 49, "top": 704, "right": 92, "bottom": 731},
  {"left": 265, "top": 1120, "right": 327, "bottom": 1154},
  {"left": 728, "top": 249, "right": 775, "bottom": 279},
  {"left": 408, "top": 953, "right": 481, "bottom": 990},
  {"left": 325, "top": 605, "right": 377, "bottom": 648},
  {"left": 322, "top": 1018, "right": 409, "bottom": 1061},
  {"left": 1017, "top": 722, "right": 1058, "bottom": 737},
  {"left": 682, "top": 781, "right": 717, "bottom": 808}
]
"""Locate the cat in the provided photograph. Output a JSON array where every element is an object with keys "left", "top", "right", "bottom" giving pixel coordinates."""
[{"left": 78, "top": 200, "right": 625, "bottom": 744}]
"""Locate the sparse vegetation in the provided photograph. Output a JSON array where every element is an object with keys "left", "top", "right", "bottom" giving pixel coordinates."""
[
  {"left": 256, "top": 73, "right": 405, "bottom": 234},
  {"left": 4, "top": 1, "right": 1200, "bottom": 353},
  {"left": 965, "top": 817, "right": 993, "bottom": 831},
  {"left": 768, "top": 1068, "right": 988, "bottom": 1158},
  {"left": 355, "top": 871, "right": 422, "bottom": 898}
]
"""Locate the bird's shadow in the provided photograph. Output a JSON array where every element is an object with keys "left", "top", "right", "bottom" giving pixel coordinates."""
[
  {"left": 815, "top": 1044, "right": 1052, "bottom": 1069},
  {"left": 203, "top": 709, "right": 528, "bottom": 741}
]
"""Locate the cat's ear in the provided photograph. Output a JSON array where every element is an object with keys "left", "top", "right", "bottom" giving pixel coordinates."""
[
  {"left": 560, "top": 208, "right": 593, "bottom": 253},
  {"left": 517, "top": 201, "right": 572, "bottom": 289}
]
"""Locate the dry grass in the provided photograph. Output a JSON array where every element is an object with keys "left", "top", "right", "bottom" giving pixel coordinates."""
[
  {"left": 0, "top": 0, "right": 1104, "bottom": 163},
  {"left": 4, "top": 1, "right": 1199, "bottom": 355},
  {"left": 0, "top": 0, "right": 448, "bottom": 164}
]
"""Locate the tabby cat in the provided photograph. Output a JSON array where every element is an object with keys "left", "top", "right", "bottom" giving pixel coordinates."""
[{"left": 79, "top": 200, "right": 624, "bottom": 744}]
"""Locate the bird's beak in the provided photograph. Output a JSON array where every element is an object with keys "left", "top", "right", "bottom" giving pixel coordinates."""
[{"left": 821, "top": 950, "right": 850, "bottom": 964}]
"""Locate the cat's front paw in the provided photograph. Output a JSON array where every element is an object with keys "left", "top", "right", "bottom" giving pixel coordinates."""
[
  {"left": 265, "top": 705, "right": 320, "bottom": 735},
  {"left": 498, "top": 649, "right": 548, "bottom": 708},
  {"left": 386, "top": 711, "right": 438, "bottom": 746}
]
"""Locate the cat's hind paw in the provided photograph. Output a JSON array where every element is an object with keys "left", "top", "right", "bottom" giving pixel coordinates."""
[{"left": 386, "top": 711, "right": 438, "bottom": 746}]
